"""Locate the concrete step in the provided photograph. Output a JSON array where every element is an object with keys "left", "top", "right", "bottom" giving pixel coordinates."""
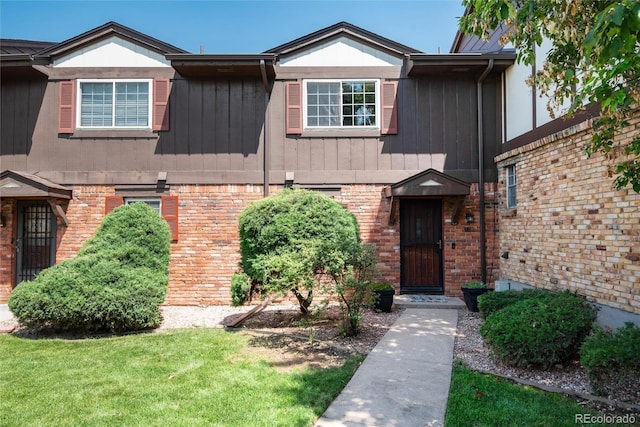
[{"left": 393, "top": 295, "right": 467, "bottom": 310}]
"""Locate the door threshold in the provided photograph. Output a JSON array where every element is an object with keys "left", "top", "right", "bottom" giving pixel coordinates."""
[{"left": 394, "top": 295, "right": 466, "bottom": 309}]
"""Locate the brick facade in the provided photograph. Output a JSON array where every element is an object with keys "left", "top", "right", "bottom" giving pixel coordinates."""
[
  {"left": 496, "top": 115, "right": 640, "bottom": 315},
  {"left": 1, "top": 182, "right": 497, "bottom": 305}
]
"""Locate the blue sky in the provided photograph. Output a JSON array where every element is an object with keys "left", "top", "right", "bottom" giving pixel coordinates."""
[{"left": 0, "top": 1, "right": 466, "bottom": 54}]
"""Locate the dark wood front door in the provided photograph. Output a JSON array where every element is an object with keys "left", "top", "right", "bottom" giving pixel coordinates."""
[
  {"left": 16, "top": 201, "right": 57, "bottom": 284},
  {"left": 400, "top": 199, "right": 443, "bottom": 293}
]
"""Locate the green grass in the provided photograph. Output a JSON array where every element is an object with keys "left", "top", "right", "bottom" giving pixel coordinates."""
[
  {"left": 445, "top": 364, "right": 603, "bottom": 427},
  {"left": 0, "top": 329, "right": 363, "bottom": 427}
]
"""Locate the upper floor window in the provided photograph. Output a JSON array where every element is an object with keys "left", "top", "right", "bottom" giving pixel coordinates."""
[
  {"left": 78, "top": 79, "right": 152, "bottom": 128},
  {"left": 304, "top": 80, "right": 379, "bottom": 128},
  {"left": 506, "top": 165, "right": 517, "bottom": 208}
]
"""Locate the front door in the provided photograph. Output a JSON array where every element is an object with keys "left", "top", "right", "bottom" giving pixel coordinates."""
[
  {"left": 16, "top": 201, "right": 57, "bottom": 284},
  {"left": 400, "top": 199, "right": 443, "bottom": 293}
]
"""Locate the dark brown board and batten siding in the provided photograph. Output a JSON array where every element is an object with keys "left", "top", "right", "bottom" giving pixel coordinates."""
[
  {"left": 1, "top": 66, "right": 501, "bottom": 186},
  {"left": 269, "top": 73, "right": 501, "bottom": 184}
]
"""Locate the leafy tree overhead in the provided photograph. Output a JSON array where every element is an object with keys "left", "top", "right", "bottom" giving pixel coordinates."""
[
  {"left": 238, "top": 188, "right": 362, "bottom": 314},
  {"left": 460, "top": 0, "right": 640, "bottom": 191}
]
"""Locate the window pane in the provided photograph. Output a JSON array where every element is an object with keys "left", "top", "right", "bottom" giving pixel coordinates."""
[
  {"left": 115, "top": 82, "right": 149, "bottom": 127},
  {"left": 306, "top": 82, "right": 340, "bottom": 127},
  {"left": 341, "top": 81, "right": 376, "bottom": 127},
  {"left": 80, "top": 83, "right": 113, "bottom": 127}
]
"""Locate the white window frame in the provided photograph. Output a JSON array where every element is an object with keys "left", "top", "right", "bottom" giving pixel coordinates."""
[
  {"left": 124, "top": 197, "right": 161, "bottom": 214},
  {"left": 303, "top": 79, "right": 380, "bottom": 130},
  {"left": 76, "top": 79, "right": 153, "bottom": 129},
  {"left": 506, "top": 165, "right": 517, "bottom": 208}
]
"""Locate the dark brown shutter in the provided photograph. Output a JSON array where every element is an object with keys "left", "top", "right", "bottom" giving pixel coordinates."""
[
  {"left": 381, "top": 81, "right": 398, "bottom": 135},
  {"left": 161, "top": 196, "right": 179, "bottom": 241},
  {"left": 153, "top": 78, "right": 170, "bottom": 131},
  {"left": 285, "top": 82, "right": 302, "bottom": 134},
  {"left": 58, "top": 80, "right": 76, "bottom": 133},
  {"left": 105, "top": 196, "right": 124, "bottom": 215}
]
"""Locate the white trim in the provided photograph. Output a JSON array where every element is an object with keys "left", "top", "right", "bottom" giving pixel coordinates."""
[
  {"left": 302, "top": 79, "right": 380, "bottom": 130},
  {"left": 76, "top": 79, "right": 153, "bottom": 130}
]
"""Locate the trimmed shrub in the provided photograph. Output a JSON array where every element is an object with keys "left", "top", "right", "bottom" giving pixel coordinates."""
[
  {"left": 238, "top": 188, "right": 361, "bottom": 313},
  {"left": 9, "top": 203, "right": 171, "bottom": 332},
  {"left": 480, "top": 291, "right": 596, "bottom": 369},
  {"left": 477, "top": 288, "right": 557, "bottom": 319},
  {"left": 580, "top": 323, "right": 640, "bottom": 394}
]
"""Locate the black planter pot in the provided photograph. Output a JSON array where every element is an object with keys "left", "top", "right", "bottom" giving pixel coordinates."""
[
  {"left": 461, "top": 287, "right": 493, "bottom": 312},
  {"left": 373, "top": 289, "right": 394, "bottom": 312}
]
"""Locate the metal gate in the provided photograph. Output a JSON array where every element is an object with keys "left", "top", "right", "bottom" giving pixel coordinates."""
[{"left": 16, "top": 201, "right": 57, "bottom": 283}]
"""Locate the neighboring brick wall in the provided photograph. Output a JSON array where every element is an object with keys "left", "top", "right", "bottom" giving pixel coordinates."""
[
  {"left": 1, "top": 182, "right": 497, "bottom": 304},
  {"left": 496, "top": 115, "right": 640, "bottom": 314}
]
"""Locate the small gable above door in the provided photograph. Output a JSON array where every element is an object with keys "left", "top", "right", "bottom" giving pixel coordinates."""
[
  {"left": 387, "top": 169, "right": 470, "bottom": 197},
  {"left": 0, "top": 170, "right": 72, "bottom": 199}
]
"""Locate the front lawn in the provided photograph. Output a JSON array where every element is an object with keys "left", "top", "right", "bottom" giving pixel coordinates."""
[
  {"left": 0, "top": 329, "right": 362, "bottom": 427},
  {"left": 445, "top": 365, "right": 604, "bottom": 427}
]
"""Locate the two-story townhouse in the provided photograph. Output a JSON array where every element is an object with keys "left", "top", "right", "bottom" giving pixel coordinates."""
[
  {"left": 452, "top": 20, "right": 640, "bottom": 327},
  {"left": 0, "top": 21, "right": 515, "bottom": 305}
]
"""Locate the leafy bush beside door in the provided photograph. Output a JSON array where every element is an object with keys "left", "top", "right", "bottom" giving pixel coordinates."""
[{"left": 9, "top": 202, "right": 171, "bottom": 332}]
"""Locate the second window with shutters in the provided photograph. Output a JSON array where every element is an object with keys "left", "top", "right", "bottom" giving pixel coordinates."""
[
  {"left": 286, "top": 79, "right": 397, "bottom": 134},
  {"left": 305, "top": 80, "right": 378, "bottom": 129}
]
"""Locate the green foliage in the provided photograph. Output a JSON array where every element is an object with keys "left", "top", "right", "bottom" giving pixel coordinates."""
[
  {"left": 9, "top": 203, "right": 171, "bottom": 332},
  {"left": 230, "top": 272, "right": 252, "bottom": 306},
  {"left": 580, "top": 322, "right": 640, "bottom": 394},
  {"left": 460, "top": 0, "right": 640, "bottom": 192},
  {"left": 462, "top": 281, "right": 489, "bottom": 289},
  {"left": 477, "top": 288, "right": 557, "bottom": 319},
  {"left": 480, "top": 291, "right": 596, "bottom": 369},
  {"left": 331, "top": 243, "right": 379, "bottom": 337},
  {"left": 369, "top": 282, "right": 394, "bottom": 291},
  {"left": 238, "top": 189, "right": 361, "bottom": 313}
]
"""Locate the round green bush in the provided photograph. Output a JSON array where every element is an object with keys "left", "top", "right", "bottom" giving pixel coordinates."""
[
  {"left": 8, "top": 202, "right": 171, "bottom": 332},
  {"left": 480, "top": 291, "right": 596, "bottom": 369},
  {"left": 237, "top": 189, "right": 361, "bottom": 311}
]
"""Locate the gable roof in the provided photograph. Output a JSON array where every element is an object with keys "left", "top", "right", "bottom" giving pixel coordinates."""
[
  {"left": 34, "top": 21, "right": 187, "bottom": 59},
  {"left": 389, "top": 169, "right": 470, "bottom": 197},
  {"left": 0, "top": 170, "right": 72, "bottom": 199},
  {"left": 265, "top": 21, "right": 423, "bottom": 57}
]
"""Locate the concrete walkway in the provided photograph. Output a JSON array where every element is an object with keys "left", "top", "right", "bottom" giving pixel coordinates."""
[{"left": 315, "top": 308, "right": 459, "bottom": 427}]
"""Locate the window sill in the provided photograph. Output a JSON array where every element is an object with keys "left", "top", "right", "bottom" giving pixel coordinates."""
[
  {"left": 68, "top": 130, "right": 158, "bottom": 139},
  {"left": 299, "top": 129, "right": 381, "bottom": 138},
  {"left": 501, "top": 208, "right": 517, "bottom": 218}
]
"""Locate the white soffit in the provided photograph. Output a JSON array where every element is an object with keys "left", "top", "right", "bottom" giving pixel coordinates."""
[
  {"left": 280, "top": 36, "right": 402, "bottom": 67},
  {"left": 53, "top": 36, "right": 171, "bottom": 68}
]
